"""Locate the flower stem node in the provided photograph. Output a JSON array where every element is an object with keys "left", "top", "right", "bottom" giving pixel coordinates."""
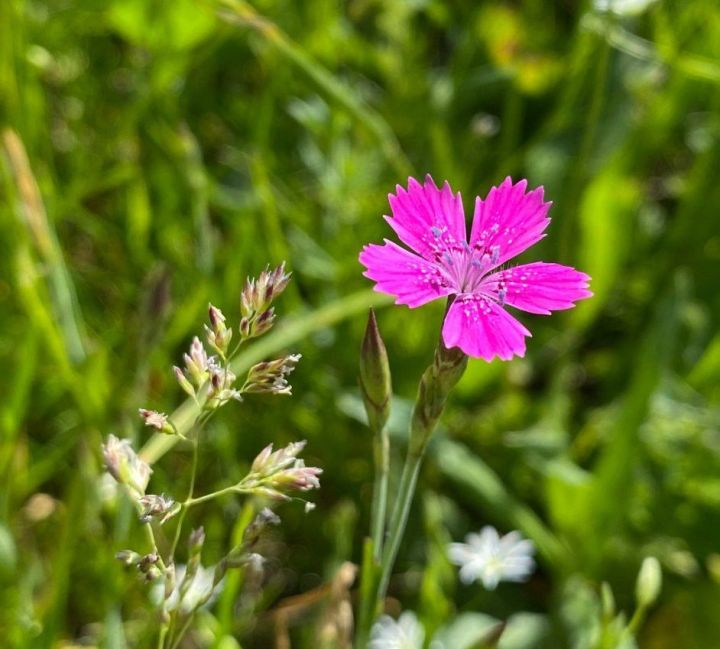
[
  {"left": 359, "top": 309, "right": 392, "bottom": 433},
  {"left": 102, "top": 435, "right": 152, "bottom": 495}
]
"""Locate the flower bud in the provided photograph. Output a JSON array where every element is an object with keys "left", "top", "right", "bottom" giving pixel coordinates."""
[
  {"left": 184, "top": 337, "right": 210, "bottom": 385},
  {"left": 183, "top": 527, "right": 205, "bottom": 595},
  {"left": 270, "top": 262, "right": 291, "bottom": 297},
  {"left": 206, "top": 304, "right": 232, "bottom": 357},
  {"left": 359, "top": 309, "right": 392, "bottom": 432},
  {"left": 188, "top": 526, "right": 206, "bottom": 558},
  {"left": 252, "top": 308, "right": 276, "bottom": 337},
  {"left": 600, "top": 582, "right": 615, "bottom": 620},
  {"left": 102, "top": 435, "right": 152, "bottom": 495},
  {"left": 635, "top": 556, "right": 662, "bottom": 608},
  {"left": 116, "top": 550, "right": 141, "bottom": 566},
  {"left": 238, "top": 264, "right": 290, "bottom": 339},
  {"left": 205, "top": 366, "right": 242, "bottom": 410},
  {"left": 174, "top": 365, "right": 195, "bottom": 398},
  {"left": 244, "top": 354, "right": 301, "bottom": 396},
  {"left": 272, "top": 463, "right": 322, "bottom": 492},
  {"left": 242, "top": 441, "right": 322, "bottom": 502},
  {"left": 145, "top": 565, "right": 162, "bottom": 582},
  {"left": 251, "top": 441, "right": 306, "bottom": 475},
  {"left": 137, "top": 553, "right": 162, "bottom": 581},
  {"left": 138, "top": 553, "right": 160, "bottom": 570},
  {"left": 241, "top": 278, "right": 254, "bottom": 317},
  {"left": 242, "top": 507, "right": 281, "bottom": 548},
  {"left": 138, "top": 409, "right": 175, "bottom": 435},
  {"left": 138, "top": 493, "right": 177, "bottom": 524}
]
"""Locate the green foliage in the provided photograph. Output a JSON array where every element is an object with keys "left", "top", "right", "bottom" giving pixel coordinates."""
[{"left": 1, "top": 0, "right": 720, "bottom": 646}]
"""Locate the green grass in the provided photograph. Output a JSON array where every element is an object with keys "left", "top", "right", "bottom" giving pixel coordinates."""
[{"left": 2, "top": 0, "right": 720, "bottom": 647}]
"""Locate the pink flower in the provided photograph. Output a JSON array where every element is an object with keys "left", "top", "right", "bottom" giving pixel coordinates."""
[{"left": 359, "top": 176, "right": 592, "bottom": 361}]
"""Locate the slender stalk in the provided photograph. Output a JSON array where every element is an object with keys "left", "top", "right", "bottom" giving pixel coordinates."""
[
  {"left": 185, "top": 483, "right": 240, "bottom": 507},
  {"left": 358, "top": 311, "right": 467, "bottom": 642},
  {"left": 355, "top": 423, "right": 390, "bottom": 649},
  {"left": 169, "top": 615, "right": 195, "bottom": 649},
  {"left": 626, "top": 604, "right": 647, "bottom": 636},
  {"left": 169, "top": 435, "right": 200, "bottom": 561},
  {"left": 355, "top": 445, "right": 424, "bottom": 649},
  {"left": 161, "top": 434, "right": 199, "bottom": 647},
  {"left": 157, "top": 624, "right": 168, "bottom": 649},
  {"left": 369, "top": 426, "right": 389, "bottom": 559},
  {"left": 356, "top": 307, "right": 393, "bottom": 646},
  {"left": 142, "top": 522, "right": 166, "bottom": 570},
  {"left": 375, "top": 448, "right": 423, "bottom": 603}
]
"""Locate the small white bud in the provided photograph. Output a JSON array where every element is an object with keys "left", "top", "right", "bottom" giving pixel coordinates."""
[{"left": 636, "top": 556, "right": 662, "bottom": 608}]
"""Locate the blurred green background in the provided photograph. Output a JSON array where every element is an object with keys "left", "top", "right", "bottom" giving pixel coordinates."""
[{"left": 2, "top": 0, "right": 720, "bottom": 647}]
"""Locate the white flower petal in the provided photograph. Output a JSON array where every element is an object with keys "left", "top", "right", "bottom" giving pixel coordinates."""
[
  {"left": 447, "top": 526, "right": 536, "bottom": 590},
  {"left": 370, "top": 612, "right": 424, "bottom": 649}
]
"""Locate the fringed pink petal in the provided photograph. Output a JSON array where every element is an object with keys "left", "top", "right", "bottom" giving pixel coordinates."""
[
  {"left": 469, "top": 177, "right": 551, "bottom": 270},
  {"left": 359, "top": 241, "right": 452, "bottom": 308},
  {"left": 386, "top": 175, "right": 466, "bottom": 261},
  {"left": 481, "top": 262, "right": 592, "bottom": 315},
  {"left": 442, "top": 294, "right": 531, "bottom": 361}
]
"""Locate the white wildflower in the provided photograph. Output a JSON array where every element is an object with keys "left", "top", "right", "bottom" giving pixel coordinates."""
[
  {"left": 370, "top": 612, "right": 424, "bottom": 649},
  {"left": 593, "top": 0, "right": 657, "bottom": 16},
  {"left": 162, "top": 563, "right": 219, "bottom": 614},
  {"left": 447, "top": 526, "right": 535, "bottom": 590},
  {"left": 102, "top": 435, "right": 152, "bottom": 495}
]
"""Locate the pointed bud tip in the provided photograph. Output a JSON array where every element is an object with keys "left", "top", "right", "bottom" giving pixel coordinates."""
[{"left": 359, "top": 309, "right": 392, "bottom": 431}]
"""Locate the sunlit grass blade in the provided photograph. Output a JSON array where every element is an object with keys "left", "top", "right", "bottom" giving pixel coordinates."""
[{"left": 1, "top": 129, "right": 87, "bottom": 364}]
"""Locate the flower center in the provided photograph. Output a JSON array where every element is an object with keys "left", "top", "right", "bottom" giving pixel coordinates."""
[{"left": 437, "top": 244, "right": 501, "bottom": 294}]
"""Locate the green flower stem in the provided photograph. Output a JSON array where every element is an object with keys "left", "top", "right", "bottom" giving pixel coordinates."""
[
  {"left": 169, "top": 615, "right": 195, "bottom": 649},
  {"left": 374, "top": 445, "right": 423, "bottom": 606},
  {"left": 370, "top": 424, "right": 389, "bottom": 559},
  {"left": 157, "top": 625, "right": 168, "bottom": 649},
  {"left": 355, "top": 422, "right": 390, "bottom": 649},
  {"left": 184, "top": 483, "right": 242, "bottom": 507},
  {"left": 375, "top": 336, "right": 467, "bottom": 611},
  {"left": 627, "top": 603, "right": 648, "bottom": 636},
  {"left": 139, "top": 508, "right": 166, "bottom": 571},
  {"left": 169, "top": 435, "right": 200, "bottom": 561}
]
